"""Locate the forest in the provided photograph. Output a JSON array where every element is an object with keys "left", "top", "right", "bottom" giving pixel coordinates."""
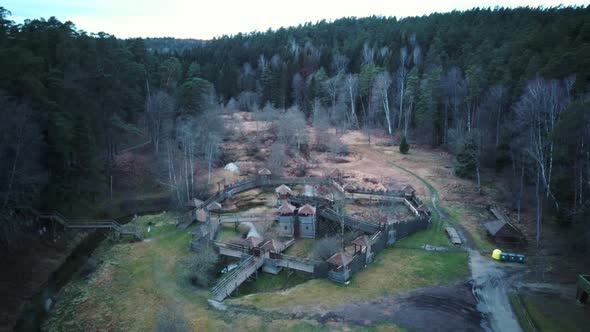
[{"left": 0, "top": 5, "right": 589, "bottom": 254}]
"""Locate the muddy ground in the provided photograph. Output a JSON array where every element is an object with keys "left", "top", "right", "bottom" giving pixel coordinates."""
[{"left": 318, "top": 282, "right": 482, "bottom": 331}]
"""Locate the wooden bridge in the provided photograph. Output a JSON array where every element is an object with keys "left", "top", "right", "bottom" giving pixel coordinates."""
[
  {"left": 269, "top": 253, "right": 318, "bottom": 273},
  {"left": 210, "top": 255, "right": 265, "bottom": 302},
  {"left": 38, "top": 211, "right": 143, "bottom": 241}
]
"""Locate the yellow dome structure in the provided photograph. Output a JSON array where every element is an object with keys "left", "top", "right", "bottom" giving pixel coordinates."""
[{"left": 492, "top": 249, "right": 502, "bottom": 260}]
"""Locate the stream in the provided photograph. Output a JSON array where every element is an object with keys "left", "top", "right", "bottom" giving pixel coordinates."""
[
  {"left": 14, "top": 214, "right": 147, "bottom": 332},
  {"left": 14, "top": 231, "right": 106, "bottom": 331}
]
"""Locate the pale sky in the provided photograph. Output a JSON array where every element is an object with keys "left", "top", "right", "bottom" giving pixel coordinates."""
[{"left": 3, "top": 0, "right": 588, "bottom": 39}]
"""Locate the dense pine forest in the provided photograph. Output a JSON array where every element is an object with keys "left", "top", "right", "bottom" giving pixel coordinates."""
[{"left": 1, "top": 6, "right": 589, "bottom": 252}]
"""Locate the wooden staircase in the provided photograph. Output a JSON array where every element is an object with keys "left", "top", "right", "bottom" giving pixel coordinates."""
[{"left": 210, "top": 255, "right": 264, "bottom": 302}]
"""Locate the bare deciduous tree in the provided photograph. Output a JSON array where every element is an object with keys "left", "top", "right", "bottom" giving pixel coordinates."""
[
  {"left": 515, "top": 76, "right": 570, "bottom": 247},
  {"left": 344, "top": 74, "right": 359, "bottom": 128},
  {"left": 372, "top": 71, "right": 394, "bottom": 136},
  {"left": 313, "top": 236, "right": 341, "bottom": 260},
  {"left": 145, "top": 89, "right": 174, "bottom": 155},
  {"left": 268, "top": 142, "right": 287, "bottom": 176}
]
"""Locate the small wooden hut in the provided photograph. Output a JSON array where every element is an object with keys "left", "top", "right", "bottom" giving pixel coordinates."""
[
  {"left": 483, "top": 220, "right": 525, "bottom": 244},
  {"left": 403, "top": 185, "right": 416, "bottom": 199}
]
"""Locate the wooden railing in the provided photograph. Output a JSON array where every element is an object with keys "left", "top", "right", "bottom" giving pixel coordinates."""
[
  {"left": 38, "top": 211, "right": 143, "bottom": 240},
  {"left": 210, "top": 255, "right": 264, "bottom": 301},
  {"left": 319, "top": 209, "right": 381, "bottom": 234}
]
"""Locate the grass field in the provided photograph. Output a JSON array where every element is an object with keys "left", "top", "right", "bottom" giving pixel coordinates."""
[
  {"left": 44, "top": 213, "right": 409, "bottom": 331},
  {"left": 510, "top": 292, "right": 590, "bottom": 332},
  {"left": 444, "top": 202, "right": 495, "bottom": 253},
  {"left": 229, "top": 246, "right": 468, "bottom": 311}
]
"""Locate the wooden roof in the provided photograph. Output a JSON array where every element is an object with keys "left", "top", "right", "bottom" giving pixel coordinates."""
[
  {"left": 342, "top": 183, "right": 356, "bottom": 192},
  {"left": 241, "top": 236, "right": 263, "bottom": 248},
  {"left": 483, "top": 220, "right": 524, "bottom": 239},
  {"left": 416, "top": 204, "right": 431, "bottom": 215},
  {"left": 186, "top": 198, "right": 204, "bottom": 208},
  {"left": 278, "top": 201, "right": 296, "bottom": 214},
  {"left": 327, "top": 252, "right": 353, "bottom": 267},
  {"left": 298, "top": 204, "right": 316, "bottom": 215},
  {"left": 206, "top": 201, "right": 222, "bottom": 211},
  {"left": 352, "top": 235, "right": 370, "bottom": 248},
  {"left": 275, "top": 184, "right": 293, "bottom": 195},
  {"left": 261, "top": 239, "right": 284, "bottom": 252},
  {"left": 403, "top": 185, "right": 415, "bottom": 194}
]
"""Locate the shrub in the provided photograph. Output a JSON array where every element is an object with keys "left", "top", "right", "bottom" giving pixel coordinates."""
[
  {"left": 313, "top": 236, "right": 341, "bottom": 261},
  {"left": 399, "top": 136, "right": 410, "bottom": 154},
  {"left": 180, "top": 247, "right": 218, "bottom": 287}
]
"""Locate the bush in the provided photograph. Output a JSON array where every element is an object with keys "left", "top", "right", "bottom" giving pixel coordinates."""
[
  {"left": 180, "top": 247, "right": 218, "bottom": 287},
  {"left": 328, "top": 136, "right": 348, "bottom": 159},
  {"left": 399, "top": 136, "right": 410, "bottom": 154},
  {"left": 79, "top": 257, "right": 98, "bottom": 279},
  {"left": 313, "top": 236, "right": 341, "bottom": 261}
]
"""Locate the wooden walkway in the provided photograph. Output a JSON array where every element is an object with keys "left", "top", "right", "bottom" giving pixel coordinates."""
[
  {"left": 216, "top": 213, "right": 278, "bottom": 224},
  {"left": 38, "top": 211, "right": 143, "bottom": 240}
]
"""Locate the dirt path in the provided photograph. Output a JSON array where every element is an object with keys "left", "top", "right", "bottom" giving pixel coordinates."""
[
  {"left": 342, "top": 139, "right": 522, "bottom": 331},
  {"left": 384, "top": 150, "right": 523, "bottom": 331}
]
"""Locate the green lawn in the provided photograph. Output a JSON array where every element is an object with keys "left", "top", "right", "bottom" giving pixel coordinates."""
[
  {"left": 230, "top": 246, "right": 468, "bottom": 310},
  {"left": 394, "top": 203, "right": 453, "bottom": 249},
  {"left": 235, "top": 269, "right": 312, "bottom": 296}
]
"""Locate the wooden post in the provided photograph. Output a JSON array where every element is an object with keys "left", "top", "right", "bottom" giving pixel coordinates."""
[{"left": 110, "top": 175, "right": 113, "bottom": 200}]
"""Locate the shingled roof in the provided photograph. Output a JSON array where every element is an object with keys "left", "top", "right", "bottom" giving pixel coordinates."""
[
  {"left": 258, "top": 168, "right": 271, "bottom": 175},
  {"left": 483, "top": 220, "right": 525, "bottom": 240},
  {"left": 298, "top": 204, "right": 316, "bottom": 215},
  {"left": 342, "top": 182, "right": 356, "bottom": 192},
  {"left": 275, "top": 184, "right": 293, "bottom": 195},
  {"left": 352, "top": 235, "right": 370, "bottom": 248},
  {"left": 241, "top": 236, "right": 263, "bottom": 248},
  {"left": 186, "top": 198, "right": 204, "bottom": 208},
  {"left": 278, "top": 201, "right": 296, "bottom": 214},
  {"left": 403, "top": 185, "right": 415, "bottom": 195},
  {"left": 261, "top": 239, "right": 285, "bottom": 252},
  {"left": 206, "top": 201, "right": 222, "bottom": 211},
  {"left": 327, "top": 252, "right": 353, "bottom": 267}
]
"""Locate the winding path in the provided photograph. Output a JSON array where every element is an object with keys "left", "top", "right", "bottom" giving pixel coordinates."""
[{"left": 387, "top": 159, "right": 522, "bottom": 332}]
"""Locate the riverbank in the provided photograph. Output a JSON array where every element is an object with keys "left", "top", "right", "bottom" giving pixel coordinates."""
[{"left": 0, "top": 191, "right": 171, "bottom": 332}]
